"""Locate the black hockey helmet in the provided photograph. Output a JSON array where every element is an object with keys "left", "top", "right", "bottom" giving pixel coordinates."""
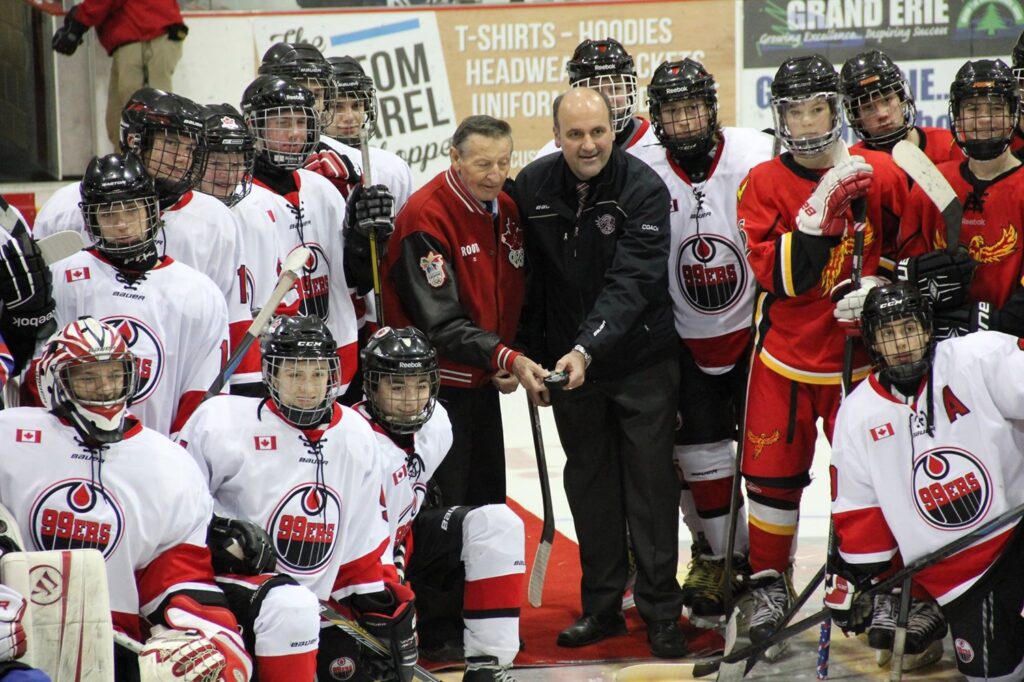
[
  {"left": 840, "top": 50, "right": 916, "bottom": 148},
  {"left": 199, "top": 103, "right": 255, "bottom": 207},
  {"left": 1013, "top": 30, "right": 1024, "bottom": 107},
  {"left": 79, "top": 154, "right": 162, "bottom": 265},
  {"left": 770, "top": 54, "right": 842, "bottom": 157},
  {"left": 258, "top": 42, "right": 336, "bottom": 126},
  {"left": 566, "top": 38, "right": 638, "bottom": 133},
  {"left": 119, "top": 88, "right": 207, "bottom": 199},
  {"left": 647, "top": 59, "right": 719, "bottom": 158},
  {"left": 361, "top": 326, "right": 439, "bottom": 435},
  {"left": 261, "top": 315, "right": 341, "bottom": 428},
  {"left": 326, "top": 56, "right": 378, "bottom": 146},
  {"left": 949, "top": 59, "right": 1019, "bottom": 160},
  {"left": 241, "top": 75, "right": 320, "bottom": 171},
  {"left": 862, "top": 282, "right": 935, "bottom": 383}
]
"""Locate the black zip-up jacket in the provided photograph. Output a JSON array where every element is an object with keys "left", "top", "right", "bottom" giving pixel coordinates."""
[{"left": 511, "top": 145, "right": 676, "bottom": 379}]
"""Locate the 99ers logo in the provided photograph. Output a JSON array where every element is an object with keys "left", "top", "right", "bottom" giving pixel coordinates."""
[
  {"left": 912, "top": 448, "right": 992, "bottom": 530},
  {"left": 30, "top": 479, "right": 124, "bottom": 557},
  {"left": 100, "top": 316, "right": 163, "bottom": 404},
  {"left": 268, "top": 483, "right": 341, "bottom": 573},
  {"left": 676, "top": 234, "right": 747, "bottom": 314}
]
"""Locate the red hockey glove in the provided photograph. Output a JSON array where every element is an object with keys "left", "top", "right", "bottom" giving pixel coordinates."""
[
  {"left": 0, "top": 585, "right": 27, "bottom": 662},
  {"left": 796, "top": 157, "right": 874, "bottom": 238},
  {"left": 163, "top": 595, "right": 252, "bottom": 682},
  {"left": 304, "top": 149, "right": 361, "bottom": 198}
]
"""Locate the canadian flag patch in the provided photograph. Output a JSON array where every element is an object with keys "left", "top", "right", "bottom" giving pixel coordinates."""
[
  {"left": 392, "top": 465, "right": 407, "bottom": 486},
  {"left": 65, "top": 267, "right": 90, "bottom": 282},
  {"left": 870, "top": 423, "right": 895, "bottom": 441},
  {"left": 254, "top": 435, "right": 277, "bottom": 451},
  {"left": 16, "top": 429, "right": 41, "bottom": 444}
]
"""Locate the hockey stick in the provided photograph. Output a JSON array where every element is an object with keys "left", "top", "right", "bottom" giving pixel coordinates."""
[
  {"left": 203, "top": 246, "right": 310, "bottom": 400},
  {"left": 892, "top": 140, "right": 962, "bottom": 254},
  {"left": 359, "top": 128, "right": 386, "bottom": 327},
  {"left": 889, "top": 576, "right": 912, "bottom": 681},
  {"left": 318, "top": 601, "right": 442, "bottom": 682},
  {"left": 526, "top": 396, "right": 555, "bottom": 608}
]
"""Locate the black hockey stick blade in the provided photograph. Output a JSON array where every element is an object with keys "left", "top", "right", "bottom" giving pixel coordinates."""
[
  {"left": 527, "top": 397, "right": 555, "bottom": 607},
  {"left": 319, "top": 602, "right": 443, "bottom": 682},
  {"left": 892, "top": 140, "right": 963, "bottom": 254}
]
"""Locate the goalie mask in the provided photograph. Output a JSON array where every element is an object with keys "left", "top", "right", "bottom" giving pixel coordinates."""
[
  {"left": 862, "top": 282, "right": 935, "bottom": 384},
  {"left": 362, "top": 326, "right": 439, "bottom": 435},
  {"left": 770, "top": 54, "right": 843, "bottom": 158},
  {"left": 199, "top": 103, "right": 255, "bottom": 207},
  {"left": 949, "top": 59, "right": 1019, "bottom": 161},
  {"left": 326, "top": 56, "right": 378, "bottom": 146},
  {"left": 261, "top": 315, "right": 341, "bottom": 428},
  {"left": 648, "top": 58, "right": 719, "bottom": 158},
  {"left": 258, "top": 42, "right": 337, "bottom": 128},
  {"left": 241, "top": 75, "right": 320, "bottom": 171},
  {"left": 840, "top": 50, "right": 916, "bottom": 149},
  {"left": 79, "top": 153, "right": 163, "bottom": 268},
  {"left": 566, "top": 38, "right": 638, "bottom": 134},
  {"left": 119, "top": 88, "right": 208, "bottom": 200},
  {"left": 37, "top": 317, "right": 139, "bottom": 445}
]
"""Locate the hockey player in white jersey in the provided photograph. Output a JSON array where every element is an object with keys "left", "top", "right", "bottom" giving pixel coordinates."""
[
  {"left": 0, "top": 317, "right": 252, "bottom": 681},
  {"left": 631, "top": 59, "right": 773, "bottom": 622},
  {"left": 31, "top": 154, "right": 233, "bottom": 438},
  {"left": 356, "top": 327, "right": 524, "bottom": 681},
  {"left": 179, "top": 315, "right": 419, "bottom": 682},
  {"left": 535, "top": 39, "right": 660, "bottom": 160},
  {"left": 827, "top": 281, "right": 1024, "bottom": 679}
]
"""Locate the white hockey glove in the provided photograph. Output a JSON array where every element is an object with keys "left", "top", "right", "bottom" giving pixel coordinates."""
[
  {"left": 831, "top": 275, "right": 887, "bottom": 336},
  {"left": 796, "top": 157, "right": 874, "bottom": 238},
  {"left": 162, "top": 595, "right": 252, "bottom": 682},
  {"left": 0, "top": 584, "right": 27, "bottom": 662},
  {"left": 139, "top": 627, "right": 225, "bottom": 682}
]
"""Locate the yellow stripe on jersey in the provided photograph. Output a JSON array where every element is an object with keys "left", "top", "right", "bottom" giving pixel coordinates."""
[
  {"left": 779, "top": 231, "right": 797, "bottom": 297},
  {"left": 749, "top": 513, "right": 797, "bottom": 537}
]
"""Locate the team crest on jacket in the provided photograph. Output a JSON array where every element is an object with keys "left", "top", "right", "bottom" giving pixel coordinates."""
[
  {"left": 420, "top": 251, "right": 447, "bottom": 288},
  {"left": 596, "top": 214, "right": 617, "bottom": 236},
  {"left": 677, "top": 235, "right": 746, "bottom": 313},
  {"left": 30, "top": 480, "right": 124, "bottom": 557},
  {"left": 101, "top": 316, "right": 163, "bottom": 403},
  {"left": 912, "top": 447, "right": 992, "bottom": 530},
  {"left": 295, "top": 243, "right": 331, "bottom": 321},
  {"left": 268, "top": 483, "right": 341, "bottom": 573},
  {"left": 500, "top": 218, "right": 524, "bottom": 269}
]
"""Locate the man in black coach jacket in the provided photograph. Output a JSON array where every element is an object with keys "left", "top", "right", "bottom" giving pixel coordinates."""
[{"left": 512, "top": 87, "right": 686, "bottom": 658}]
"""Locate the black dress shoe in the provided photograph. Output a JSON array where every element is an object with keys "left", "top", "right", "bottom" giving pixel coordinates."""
[
  {"left": 556, "top": 614, "right": 627, "bottom": 648},
  {"left": 648, "top": 619, "right": 687, "bottom": 658}
]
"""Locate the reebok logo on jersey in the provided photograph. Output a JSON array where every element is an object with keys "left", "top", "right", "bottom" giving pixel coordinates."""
[
  {"left": 65, "top": 267, "right": 90, "bottom": 282},
  {"left": 254, "top": 435, "right": 277, "bottom": 450},
  {"left": 870, "top": 423, "right": 894, "bottom": 441},
  {"left": 15, "top": 429, "right": 41, "bottom": 443}
]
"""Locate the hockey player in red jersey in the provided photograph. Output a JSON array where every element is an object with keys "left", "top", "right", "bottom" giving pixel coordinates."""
[
  {"left": 897, "top": 59, "right": 1024, "bottom": 340},
  {"left": 179, "top": 315, "right": 418, "bottom": 682},
  {"left": 841, "top": 50, "right": 963, "bottom": 166},
  {"left": 0, "top": 317, "right": 252, "bottom": 681},
  {"left": 355, "top": 327, "right": 524, "bottom": 681},
  {"left": 737, "top": 53, "right": 908, "bottom": 644},
  {"left": 828, "top": 282, "right": 1024, "bottom": 678}
]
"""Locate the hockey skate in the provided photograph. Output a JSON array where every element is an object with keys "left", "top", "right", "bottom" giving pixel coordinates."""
[
  {"left": 874, "top": 596, "right": 946, "bottom": 670},
  {"left": 868, "top": 592, "right": 897, "bottom": 652},
  {"left": 688, "top": 556, "right": 751, "bottom": 629},
  {"left": 747, "top": 569, "right": 795, "bottom": 662},
  {"left": 680, "top": 535, "right": 714, "bottom": 608},
  {"left": 463, "top": 656, "right": 517, "bottom": 682}
]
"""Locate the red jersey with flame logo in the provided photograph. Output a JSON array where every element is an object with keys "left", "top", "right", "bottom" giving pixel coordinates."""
[
  {"left": 897, "top": 161, "right": 1024, "bottom": 309},
  {"left": 831, "top": 332, "right": 1024, "bottom": 604},
  {"left": 852, "top": 126, "right": 964, "bottom": 166},
  {"left": 738, "top": 149, "right": 907, "bottom": 383}
]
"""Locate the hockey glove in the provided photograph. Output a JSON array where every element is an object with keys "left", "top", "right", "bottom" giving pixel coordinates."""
[
  {"left": 896, "top": 250, "right": 976, "bottom": 310},
  {"left": 163, "top": 595, "right": 252, "bottom": 682},
  {"left": 139, "top": 627, "right": 226, "bottom": 682},
  {"left": 831, "top": 275, "right": 887, "bottom": 336},
  {"left": 207, "top": 516, "right": 277, "bottom": 575},
  {"left": 354, "top": 585, "right": 417, "bottom": 682},
  {"left": 304, "top": 149, "right": 361, "bottom": 198},
  {"left": 51, "top": 6, "right": 89, "bottom": 56},
  {"left": 0, "top": 586, "right": 26, "bottom": 662},
  {"left": 345, "top": 184, "right": 395, "bottom": 241},
  {"left": 0, "top": 230, "right": 57, "bottom": 341},
  {"left": 823, "top": 570, "right": 870, "bottom": 635},
  {"left": 933, "top": 302, "right": 997, "bottom": 340},
  {"left": 796, "top": 157, "right": 874, "bottom": 238}
]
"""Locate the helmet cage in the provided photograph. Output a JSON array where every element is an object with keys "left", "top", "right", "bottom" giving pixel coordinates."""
[
  {"left": 771, "top": 92, "right": 843, "bottom": 157},
  {"left": 327, "top": 77, "right": 378, "bottom": 146},
  {"left": 863, "top": 306, "right": 934, "bottom": 383},
  {"left": 199, "top": 128, "right": 255, "bottom": 207},
  {"left": 262, "top": 354, "right": 342, "bottom": 428},
  {"left": 363, "top": 363, "right": 439, "bottom": 435},
  {"left": 246, "top": 105, "right": 320, "bottom": 171},
  {"left": 124, "top": 123, "right": 207, "bottom": 199},
  {"left": 570, "top": 73, "right": 638, "bottom": 133},
  {"left": 649, "top": 87, "right": 718, "bottom": 157},
  {"left": 843, "top": 78, "right": 916, "bottom": 147},
  {"left": 82, "top": 195, "right": 163, "bottom": 263},
  {"left": 259, "top": 62, "right": 337, "bottom": 127},
  {"left": 950, "top": 92, "right": 1018, "bottom": 161}
]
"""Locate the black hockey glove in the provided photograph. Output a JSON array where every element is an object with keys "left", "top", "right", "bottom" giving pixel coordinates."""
[
  {"left": 354, "top": 586, "right": 417, "bottom": 682},
  {"left": 0, "top": 228, "right": 56, "bottom": 342},
  {"left": 52, "top": 6, "right": 89, "bottom": 56},
  {"left": 933, "top": 302, "right": 997, "bottom": 340},
  {"left": 345, "top": 184, "right": 395, "bottom": 240},
  {"left": 896, "top": 250, "right": 976, "bottom": 310},
  {"left": 823, "top": 569, "right": 871, "bottom": 635},
  {"left": 207, "top": 516, "right": 277, "bottom": 575}
]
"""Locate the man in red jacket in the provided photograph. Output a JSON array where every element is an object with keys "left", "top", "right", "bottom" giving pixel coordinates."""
[{"left": 52, "top": 0, "right": 187, "bottom": 148}]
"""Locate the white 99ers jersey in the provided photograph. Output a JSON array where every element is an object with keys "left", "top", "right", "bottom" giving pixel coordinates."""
[
  {"left": 631, "top": 127, "right": 774, "bottom": 373},
  {"left": 320, "top": 136, "right": 414, "bottom": 210},
  {"left": 179, "top": 395, "right": 391, "bottom": 602},
  {"left": 831, "top": 332, "right": 1024, "bottom": 605},
  {"left": 230, "top": 183, "right": 287, "bottom": 316},
  {"left": 0, "top": 408, "right": 219, "bottom": 626},
  {"left": 50, "top": 250, "right": 230, "bottom": 437}
]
